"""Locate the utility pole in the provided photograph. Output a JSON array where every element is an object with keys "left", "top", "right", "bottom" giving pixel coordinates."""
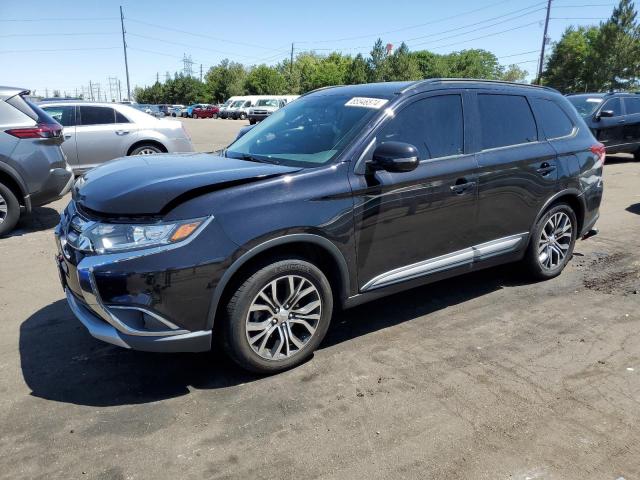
[
  {"left": 45, "top": 88, "right": 49, "bottom": 98},
  {"left": 120, "top": 6, "right": 131, "bottom": 101},
  {"left": 200, "top": 64, "right": 203, "bottom": 82},
  {"left": 289, "top": 42, "right": 294, "bottom": 91},
  {"left": 117, "top": 79, "right": 122, "bottom": 102},
  {"left": 537, "top": 0, "right": 552, "bottom": 85},
  {"left": 89, "top": 81, "right": 93, "bottom": 100}
]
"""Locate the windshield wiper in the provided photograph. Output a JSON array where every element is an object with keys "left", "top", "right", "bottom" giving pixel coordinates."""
[{"left": 230, "top": 152, "right": 280, "bottom": 165}]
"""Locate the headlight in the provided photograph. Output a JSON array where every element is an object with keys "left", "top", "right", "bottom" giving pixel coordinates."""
[{"left": 80, "top": 218, "right": 206, "bottom": 254}]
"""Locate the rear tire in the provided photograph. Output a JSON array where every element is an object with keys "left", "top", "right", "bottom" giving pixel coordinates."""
[
  {"left": 192, "top": 113, "right": 198, "bottom": 119},
  {"left": 0, "top": 182, "right": 20, "bottom": 237},
  {"left": 239, "top": 113, "right": 247, "bottom": 120},
  {"left": 522, "top": 203, "right": 577, "bottom": 280},
  {"left": 130, "top": 144, "right": 163, "bottom": 155},
  {"left": 222, "top": 258, "right": 333, "bottom": 374},
  {"left": 634, "top": 149, "right": 640, "bottom": 161},
  {"left": 212, "top": 113, "right": 218, "bottom": 119}
]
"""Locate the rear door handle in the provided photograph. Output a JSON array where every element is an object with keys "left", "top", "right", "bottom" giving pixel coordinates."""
[
  {"left": 536, "top": 163, "right": 556, "bottom": 176},
  {"left": 115, "top": 130, "right": 130, "bottom": 136},
  {"left": 450, "top": 179, "right": 476, "bottom": 194}
]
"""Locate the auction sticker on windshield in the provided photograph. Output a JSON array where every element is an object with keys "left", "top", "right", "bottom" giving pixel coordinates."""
[{"left": 345, "top": 97, "right": 389, "bottom": 109}]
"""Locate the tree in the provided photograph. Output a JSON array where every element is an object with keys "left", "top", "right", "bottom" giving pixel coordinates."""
[
  {"left": 368, "top": 38, "right": 388, "bottom": 82},
  {"left": 245, "top": 65, "right": 287, "bottom": 94},
  {"left": 205, "top": 59, "right": 247, "bottom": 102},
  {"left": 592, "top": 0, "right": 640, "bottom": 90},
  {"left": 543, "top": 26, "right": 598, "bottom": 92},
  {"left": 385, "top": 42, "right": 422, "bottom": 81},
  {"left": 444, "top": 49, "right": 502, "bottom": 79},
  {"left": 500, "top": 64, "right": 528, "bottom": 83},
  {"left": 346, "top": 53, "right": 370, "bottom": 84}
]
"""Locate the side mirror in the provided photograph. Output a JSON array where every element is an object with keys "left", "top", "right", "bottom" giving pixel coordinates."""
[
  {"left": 235, "top": 124, "right": 255, "bottom": 140},
  {"left": 596, "top": 109, "right": 615, "bottom": 120},
  {"left": 369, "top": 141, "right": 419, "bottom": 173}
]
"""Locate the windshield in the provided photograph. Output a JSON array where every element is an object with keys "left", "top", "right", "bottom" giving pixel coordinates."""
[
  {"left": 231, "top": 100, "right": 244, "bottom": 108},
  {"left": 257, "top": 99, "right": 279, "bottom": 107},
  {"left": 226, "top": 93, "right": 389, "bottom": 168},
  {"left": 568, "top": 95, "right": 604, "bottom": 116}
]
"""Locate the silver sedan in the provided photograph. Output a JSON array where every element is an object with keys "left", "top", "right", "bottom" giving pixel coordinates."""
[{"left": 39, "top": 102, "right": 195, "bottom": 174}]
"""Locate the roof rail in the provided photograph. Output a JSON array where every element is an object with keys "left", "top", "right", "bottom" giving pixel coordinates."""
[{"left": 401, "top": 78, "right": 558, "bottom": 93}]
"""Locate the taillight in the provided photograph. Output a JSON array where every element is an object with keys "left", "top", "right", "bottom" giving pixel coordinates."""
[
  {"left": 5, "top": 123, "right": 62, "bottom": 139},
  {"left": 590, "top": 143, "right": 606, "bottom": 164}
]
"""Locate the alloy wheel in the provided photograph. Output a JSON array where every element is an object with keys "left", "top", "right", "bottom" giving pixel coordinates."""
[
  {"left": 538, "top": 211, "right": 572, "bottom": 270},
  {"left": 136, "top": 148, "right": 158, "bottom": 155},
  {"left": 245, "top": 275, "right": 321, "bottom": 360},
  {"left": 0, "top": 192, "right": 7, "bottom": 224}
]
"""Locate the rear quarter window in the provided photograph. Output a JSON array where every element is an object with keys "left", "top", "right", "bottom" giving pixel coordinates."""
[
  {"left": 532, "top": 98, "right": 575, "bottom": 139},
  {"left": 478, "top": 94, "right": 538, "bottom": 150},
  {"left": 625, "top": 97, "right": 640, "bottom": 114}
]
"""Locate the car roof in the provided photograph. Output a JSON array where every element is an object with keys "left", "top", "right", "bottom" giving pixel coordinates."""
[
  {"left": 568, "top": 92, "right": 636, "bottom": 98},
  {"left": 304, "top": 79, "right": 558, "bottom": 99}
]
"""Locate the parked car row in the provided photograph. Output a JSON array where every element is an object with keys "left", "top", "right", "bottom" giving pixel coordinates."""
[{"left": 219, "top": 95, "right": 299, "bottom": 122}]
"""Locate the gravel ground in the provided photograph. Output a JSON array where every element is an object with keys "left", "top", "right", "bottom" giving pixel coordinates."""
[{"left": 0, "top": 119, "right": 638, "bottom": 480}]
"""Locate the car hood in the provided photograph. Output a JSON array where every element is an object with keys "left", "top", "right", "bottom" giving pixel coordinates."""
[{"left": 73, "top": 153, "right": 301, "bottom": 215}]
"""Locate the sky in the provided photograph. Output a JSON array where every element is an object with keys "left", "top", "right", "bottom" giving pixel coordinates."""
[{"left": 0, "top": 0, "right": 615, "bottom": 99}]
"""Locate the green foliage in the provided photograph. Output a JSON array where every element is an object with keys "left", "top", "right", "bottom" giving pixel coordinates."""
[
  {"left": 544, "top": 0, "right": 640, "bottom": 92},
  {"left": 500, "top": 64, "right": 529, "bottom": 83},
  {"left": 205, "top": 59, "right": 247, "bottom": 102},
  {"left": 368, "top": 39, "right": 387, "bottom": 82},
  {"left": 245, "top": 65, "right": 287, "bottom": 95},
  {"left": 385, "top": 43, "right": 422, "bottom": 81},
  {"left": 346, "top": 53, "right": 370, "bottom": 85}
]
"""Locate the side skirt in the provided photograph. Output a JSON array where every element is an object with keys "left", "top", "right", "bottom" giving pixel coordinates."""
[{"left": 361, "top": 233, "right": 528, "bottom": 292}]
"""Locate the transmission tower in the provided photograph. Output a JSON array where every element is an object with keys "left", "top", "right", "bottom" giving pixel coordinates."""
[
  {"left": 182, "top": 53, "right": 195, "bottom": 77},
  {"left": 108, "top": 77, "right": 120, "bottom": 102}
]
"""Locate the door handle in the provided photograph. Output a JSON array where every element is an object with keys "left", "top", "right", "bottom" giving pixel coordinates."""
[
  {"left": 64, "top": 134, "right": 72, "bottom": 139},
  {"left": 450, "top": 179, "right": 476, "bottom": 195},
  {"left": 115, "top": 130, "right": 130, "bottom": 136},
  {"left": 536, "top": 162, "right": 556, "bottom": 176}
]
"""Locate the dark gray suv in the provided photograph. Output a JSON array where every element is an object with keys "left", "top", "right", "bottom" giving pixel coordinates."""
[
  {"left": 55, "top": 79, "right": 604, "bottom": 373},
  {"left": 0, "top": 87, "right": 73, "bottom": 235}
]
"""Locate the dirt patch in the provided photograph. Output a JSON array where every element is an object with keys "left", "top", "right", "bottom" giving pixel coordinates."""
[{"left": 580, "top": 251, "right": 640, "bottom": 295}]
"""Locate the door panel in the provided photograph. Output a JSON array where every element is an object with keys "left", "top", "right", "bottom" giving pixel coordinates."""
[
  {"left": 592, "top": 97, "right": 625, "bottom": 150},
  {"left": 76, "top": 106, "right": 132, "bottom": 170},
  {"left": 350, "top": 93, "right": 479, "bottom": 290},
  {"left": 352, "top": 156, "right": 479, "bottom": 289},
  {"left": 473, "top": 92, "right": 559, "bottom": 243},
  {"left": 622, "top": 97, "right": 640, "bottom": 148}
]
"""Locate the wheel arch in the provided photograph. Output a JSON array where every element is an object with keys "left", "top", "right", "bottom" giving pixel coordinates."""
[
  {"left": 126, "top": 139, "right": 168, "bottom": 155},
  {"left": 0, "top": 164, "right": 28, "bottom": 210},
  {"left": 206, "top": 234, "right": 351, "bottom": 331},
  {"left": 531, "top": 189, "right": 586, "bottom": 235}
]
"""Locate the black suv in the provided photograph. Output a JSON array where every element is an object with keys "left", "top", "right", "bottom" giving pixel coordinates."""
[
  {"left": 568, "top": 92, "right": 640, "bottom": 160},
  {"left": 55, "top": 79, "right": 604, "bottom": 373}
]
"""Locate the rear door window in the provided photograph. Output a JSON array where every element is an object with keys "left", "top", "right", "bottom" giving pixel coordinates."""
[
  {"left": 478, "top": 94, "right": 538, "bottom": 150},
  {"left": 378, "top": 94, "right": 464, "bottom": 160},
  {"left": 531, "top": 98, "right": 575, "bottom": 139},
  {"left": 79, "top": 106, "right": 116, "bottom": 125},
  {"left": 624, "top": 97, "right": 640, "bottom": 114},
  {"left": 115, "top": 111, "right": 130, "bottom": 123}
]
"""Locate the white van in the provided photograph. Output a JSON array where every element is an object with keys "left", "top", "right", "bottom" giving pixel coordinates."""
[
  {"left": 219, "top": 96, "right": 242, "bottom": 119},
  {"left": 247, "top": 95, "right": 300, "bottom": 124}
]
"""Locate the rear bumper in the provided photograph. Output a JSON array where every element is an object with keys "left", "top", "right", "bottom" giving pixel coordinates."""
[
  {"left": 65, "top": 288, "right": 212, "bottom": 352},
  {"left": 30, "top": 166, "right": 74, "bottom": 207}
]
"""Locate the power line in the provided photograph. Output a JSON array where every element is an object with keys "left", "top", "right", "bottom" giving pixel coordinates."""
[
  {"left": 0, "top": 32, "right": 118, "bottom": 37},
  {"left": 0, "top": 17, "right": 118, "bottom": 22},
  {"left": 296, "top": 0, "right": 517, "bottom": 44},
  {"left": 127, "top": 32, "right": 258, "bottom": 59},
  {"left": 126, "top": 18, "right": 283, "bottom": 52},
  {"left": 0, "top": 46, "right": 120, "bottom": 54}
]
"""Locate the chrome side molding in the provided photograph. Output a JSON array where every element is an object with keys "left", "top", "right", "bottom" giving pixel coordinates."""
[{"left": 362, "top": 233, "right": 527, "bottom": 291}]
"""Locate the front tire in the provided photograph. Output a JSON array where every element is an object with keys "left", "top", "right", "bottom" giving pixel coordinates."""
[
  {"left": 223, "top": 258, "right": 333, "bottom": 373},
  {"left": 634, "top": 149, "right": 640, "bottom": 161},
  {"left": 192, "top": 113, "right": 198, "bottom": 119},
  {"left": 523, "top": 203, "right": 577, "bottom": 280},
  {"left": 0, "top": 182, "right": 20, "bottom": 237},
  {"left": 239, "top": 112, "right": 247, "bottom": 120}
]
